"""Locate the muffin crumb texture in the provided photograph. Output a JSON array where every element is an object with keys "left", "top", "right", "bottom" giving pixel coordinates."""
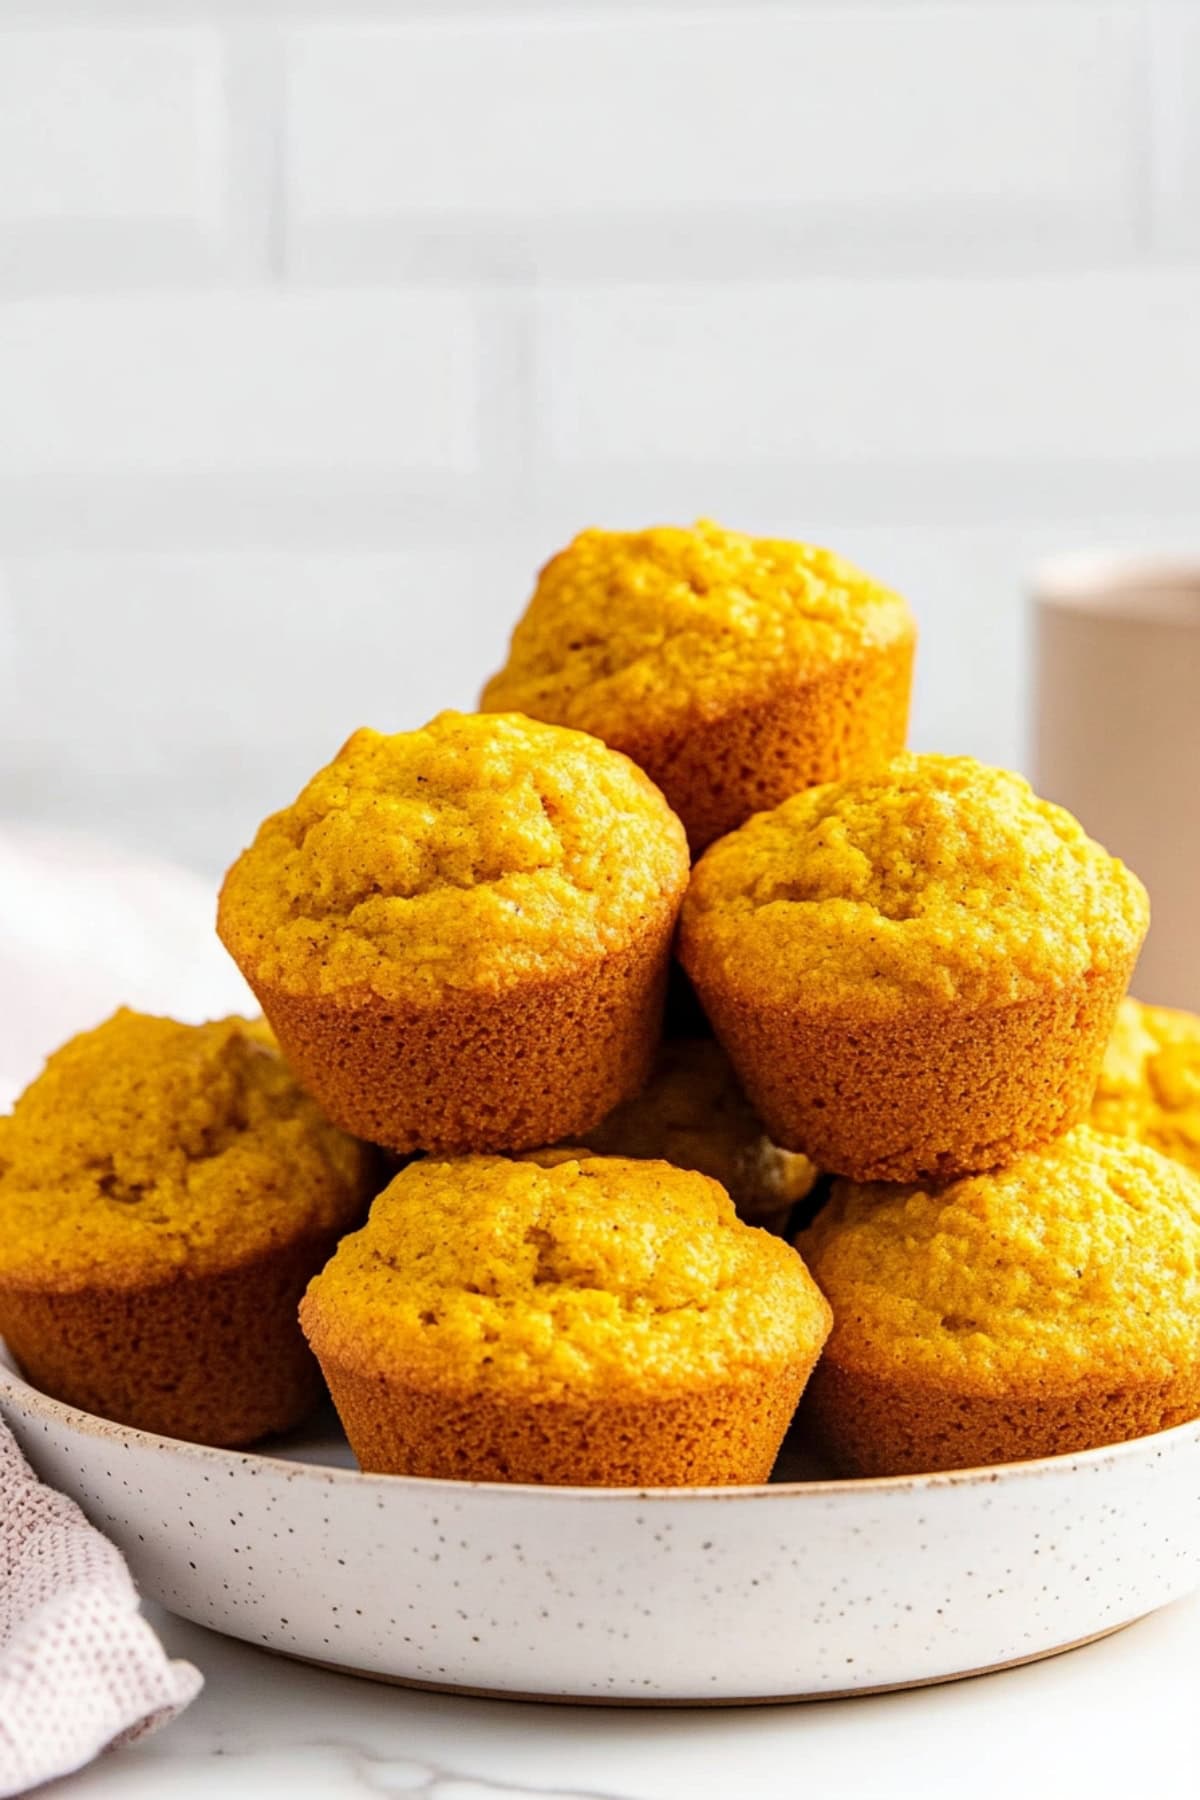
[
  {"left": 0, "top": 1008, "right": 369, "bottom": 1290},
  {"left": 805, "top": 1127, "right": 1200, "bottom": 1389},
  {"left": 800, "top": 1126, "right": 1200, "bottom": 1473},
  {"left": 683, "top": 753, "right": 1148, "bottom": 1018},
  {"left": 305, "top": 1153, "right": 829, "bottom": 1399},
  {"left": 482, "top": 520, "right": 914, "bottom": 734},
  {"left": 1092, "top": 997, "right": 1200, "bottom": 1172},
  {"left": 218, "top": 710, "right": 689, "bottom": 1004},
  {"left": 302, "top": 1152, "right": 831, "bottom": 1484},
  {"left": 575, "top": 1036, "right": 817, "bottom": 1227}
]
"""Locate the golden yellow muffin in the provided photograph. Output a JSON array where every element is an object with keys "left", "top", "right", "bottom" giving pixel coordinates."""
[
  {"left": 680, "top": 754, "right": 1148, "bottom": 1182},
  {"left": 301, "top": 1153, "right": 832, "bottom": 1486},
  {"left": 218, "top": 710, "right": 690, "bottom": 1156},
  {"left": 0, "top": 1010, "right": 373, "bottom": 1446},
  {"left": 799, "top": 1127, "right": 1200, "bottom": 1475},
  {"left": 1090, "top": 996, "right": 1200, "bottom": 1174},
  {"left": 574, "top": 1036, "right": 818, "bottom": 1234},
  {"left": 481, "top": 521, "right": 916, "bottom": 853}
]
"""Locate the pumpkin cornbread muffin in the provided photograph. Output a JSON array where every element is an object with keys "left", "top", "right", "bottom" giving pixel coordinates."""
[
  {"left": 799, "top": 1127, "right": 1200, "bottom": 1475},
  {"left": 218, "top": 711, "right": 689, "bottom": 1155},
  {"left": 680, "top": 754, "right": 1148, "bottom": 1182},
  {"left": 300, "top": 1153, "right": 832, "bottom": 1486},
  {"left": 0, "top": 1010, "right": 372, "bottom": 1446},
  {"left": 575, "top": 1036, "right": 818, "bottom": 1234},
  {"left": 481, "top": 521, "right": 916, "bottom": 853},
  {"left": 1090, "top": 997, "right": 1200, "bottom": 1174}
]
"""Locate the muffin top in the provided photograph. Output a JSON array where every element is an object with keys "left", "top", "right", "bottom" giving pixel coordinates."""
[
  {"left": 218, "top": 710, "right": 689, "bottom": 1005},
  {"left": 680, "top": 754, "right": 1148, "bottom": 1018},
  {"left": 481, "top": 521, "right": 915, "bottom": 739},
  {"left": 1091, "top": 997, "right": 1200, "bottom": 1173},
  {"left": 802, "top": 1126, "right": 1200, "bottom": 1396},
  {"left": 302, "top": 1153, "right": 831, "bottom": 1399},
  {"left": 576, "top": 1037, "right": 816, "bottom": 1225},
  {"left": 0, "top": 1010, "right": 371, "bottom": 1291}
]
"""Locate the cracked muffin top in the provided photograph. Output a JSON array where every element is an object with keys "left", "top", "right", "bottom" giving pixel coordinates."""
[
  {"left": 218, "top": 710, "right": 689, "bottom": 1005},
  {"left": 680, "top": 754, "right": 1148, "bottom": 1017},
  {"left": 0, "top": 1010, "right": 371, "bottom": 1290},
  {"left": 1091, "top": 997, "right": 1200, "bottom": 1174},
  {"left": 301, "top": 1153, "right": 831, "bottom": 1398},
  {"left": 801, "top": 1126, "right": 1200, "bottom": 1395},
  {"left": 481, "top": 520, "right": 915, "bottom": 736}
]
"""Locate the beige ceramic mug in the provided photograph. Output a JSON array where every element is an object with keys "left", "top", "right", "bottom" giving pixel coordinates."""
[{"left": 1033, "top": 555, "right": 1200, "bottom": 1011}]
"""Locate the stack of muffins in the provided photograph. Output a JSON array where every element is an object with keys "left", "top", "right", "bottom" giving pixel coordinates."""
[{"left": 3, "top": 519, "right": 1199, "bottom": 1488}]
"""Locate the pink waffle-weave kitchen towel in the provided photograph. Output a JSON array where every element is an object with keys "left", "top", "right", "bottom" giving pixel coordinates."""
[{"left": 0, "top": 1418, "right": 201, "bottom": 1797}]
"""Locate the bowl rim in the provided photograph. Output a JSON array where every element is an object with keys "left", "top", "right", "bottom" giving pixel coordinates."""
[{"left": 4, "top": 1341, "right": 1198, "bottom": 1504}]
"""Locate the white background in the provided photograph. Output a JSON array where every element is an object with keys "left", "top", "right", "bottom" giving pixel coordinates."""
[{"left": 0, "top": 0, "right": 1198, "bottom": 876}]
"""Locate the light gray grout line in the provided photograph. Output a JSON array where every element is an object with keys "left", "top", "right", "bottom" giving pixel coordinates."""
[
  {"left": 1, "top": 459, "right": 1200, "bottom": 559},
  {"left": 1139, "top": 0, "right": 1197, "bottom": 263},
  {"left": 0, "top": 227, "right": 1168, "bottom": 301},
  {"left": 0, "top": 563, "right": 15, "bottom": 724},
  {"left": 473, "top": 288, "right": 543, "bottom": 522},
  {"left": 266, "top": 26, "right": 288, "bottom": 282},
  {"left": 272, "top": 230, "right": 1160, "bottom": 292},
  {"left": 221, "top": 23, "right": 288, "bottom": 285},
  {"left": 1133, "top": 0, "right": 1161, "bottom": 259},
  {"left": 0, "top": 207, "right": 1187, "bottom": 301},
  {"left": 0, "top": 0, "right": 1149, "bottom": 20}
]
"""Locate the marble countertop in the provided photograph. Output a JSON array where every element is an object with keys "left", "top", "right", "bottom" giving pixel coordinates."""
[{"left": 52, "top": 1592, "right": 1200, "bottom": 1800}]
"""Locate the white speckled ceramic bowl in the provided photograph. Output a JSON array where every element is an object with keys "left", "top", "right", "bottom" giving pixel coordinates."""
[{"left": 4, "top": 1342, "right": 1199, "bottom": 1705}]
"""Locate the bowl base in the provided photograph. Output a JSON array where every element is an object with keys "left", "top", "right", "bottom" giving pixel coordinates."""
[{"left": 267, "top": 1616, "right": 1144, "bottom": 1707}]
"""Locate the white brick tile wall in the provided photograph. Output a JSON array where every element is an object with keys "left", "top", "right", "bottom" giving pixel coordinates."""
[
  {"left": 0, "top": 0, "right": 1196, "bottom": 876},
  {"left": 0, "top": 27, "right": 228, "bottom": 289},
  {"left": 286, "top": 6, "right": 1145, "bottom": 280},
  {"left": 521, "top": 459, "right": 1200, "bottom": 551},
  {"left": 8, "top": 513, "right": 1200, "bottom": 873},
  {"left": 0, "top": 293, "right": 480, "bottom": 475},
  {"left": 0, "top": 548, "right": 531, "bottom": 871},
  {"left": 536, "top": 273, "right": 1200, "bottom": 468},
  {"left": 0, "top": 29, "right": 219, "bottom": 222}
]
